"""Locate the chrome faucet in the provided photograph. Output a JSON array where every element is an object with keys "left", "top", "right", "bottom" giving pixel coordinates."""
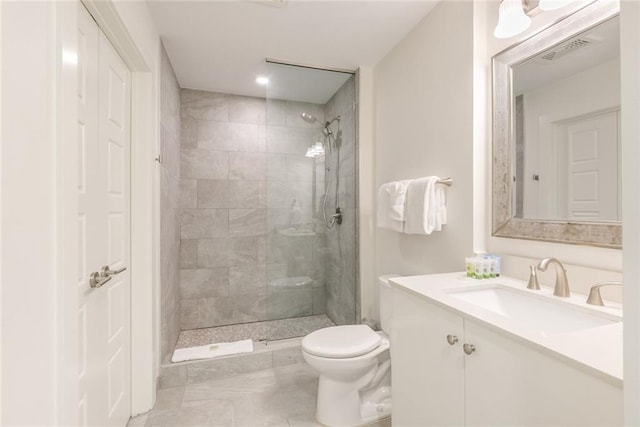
[
  {"left": 586, "top": 281, "right": 622, "bottom": 306},
  {"left": 536, "top": 258, "right": 570, "bottom": 297}
]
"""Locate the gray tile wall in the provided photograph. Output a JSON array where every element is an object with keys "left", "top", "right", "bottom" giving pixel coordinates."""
[
  {"left": 160, "top": 44, "right": 182, "bottom": 361},
  {"left": 178, "top": 89, "right": 330, "bottom": 329},
  {"left": 324, "top": 76, "right": 358, "bottom": 325}
]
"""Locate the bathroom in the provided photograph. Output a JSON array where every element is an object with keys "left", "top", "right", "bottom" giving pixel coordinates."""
[{"left": 1, "top": 0, "right": 639, "bottom": 426}]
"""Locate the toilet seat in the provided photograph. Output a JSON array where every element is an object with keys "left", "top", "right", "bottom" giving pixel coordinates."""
[{"left": 302, "top": 325, "right": 381, "bottom": 358}]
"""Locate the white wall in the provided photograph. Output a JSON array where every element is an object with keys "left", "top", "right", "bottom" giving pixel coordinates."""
[
  {"left": 358, "top": 67, "right": 376, "bottom": 322},
  {"left": 0, "top": 0, "right": 161, "bottom": 423},
  {"left": 620, "top": 1, "right": 640, "bottom": 423},
  {"left": 1, "top": 3, "right": 59, "bottom": 423},
  {"left": 0, "top": 1, "right": 4, "bottom": 422},
  {"left": 373, "top": 0, "right": 474, "bottom": 320}
]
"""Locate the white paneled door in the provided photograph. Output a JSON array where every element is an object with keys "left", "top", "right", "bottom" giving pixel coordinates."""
[
  {"left": 78, "top": 4, "right": 132, "bottom": 426},
  {"left": 563, "top": 110, "right": 619, "bottom": 221}
]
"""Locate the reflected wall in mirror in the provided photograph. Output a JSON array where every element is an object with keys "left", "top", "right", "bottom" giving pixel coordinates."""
[
  {"left": 513, "top": 15, "right": 620, "bottom": 222},
  {"left": 492, "top": 0, "right": 622, "bottom": 247}
]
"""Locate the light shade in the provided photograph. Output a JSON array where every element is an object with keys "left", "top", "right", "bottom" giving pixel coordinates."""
[
  {"left": 538, "top": 0, "right": 572, "bottom": 11},
  {"left": 494, "top": 0, "right": 532, "bottom": 39}
]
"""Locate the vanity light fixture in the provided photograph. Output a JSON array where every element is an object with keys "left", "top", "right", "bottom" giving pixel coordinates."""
[
  {"left": 256, "top": 76, "right": 269, "bottom": 85},
  {"left": 494, "top": 0, "right": 573, "bottom": 39},
  {"left": 494, "top": 0, "right": 532, "bottom": 39}
]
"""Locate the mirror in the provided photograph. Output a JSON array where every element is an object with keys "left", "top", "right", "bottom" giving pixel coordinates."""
[{"left": 492, "top": 0, "right": 622, "bottom": 248}]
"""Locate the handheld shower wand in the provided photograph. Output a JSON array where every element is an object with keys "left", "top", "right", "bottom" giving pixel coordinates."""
[{"left": 300, "top": 112, "right": 342, "bottom": 228}]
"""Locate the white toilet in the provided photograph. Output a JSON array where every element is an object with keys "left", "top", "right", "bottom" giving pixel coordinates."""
[{"left": 302, "top": 276, "right": 396, "bottom": 427}]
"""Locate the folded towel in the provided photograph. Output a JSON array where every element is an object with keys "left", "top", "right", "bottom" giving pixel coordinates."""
[
  {"left": 377, "top": 180, "right": 412, "bottom": 232},
  {"left": 171, "top": 339, "right": 253, "bottom": 363},
  {"left": 404, "top": 176, "right": 447, "bottom": 235},
  {"left": 435, "top": 181, "right": 447, "bottom": 230}
]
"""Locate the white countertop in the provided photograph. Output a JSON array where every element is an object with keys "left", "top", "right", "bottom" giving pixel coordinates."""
[{"left": 390, "top": 272, "right": 623, "bottom": 386}]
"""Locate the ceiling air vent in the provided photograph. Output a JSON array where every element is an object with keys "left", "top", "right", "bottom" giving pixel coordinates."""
[{"left": 537, "top": 38, "right": 592, "bottom": 62}]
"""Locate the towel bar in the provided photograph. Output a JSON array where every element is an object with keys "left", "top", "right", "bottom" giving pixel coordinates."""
[{"left": 437, "top": 177, "right": 453, "bottom": 186}]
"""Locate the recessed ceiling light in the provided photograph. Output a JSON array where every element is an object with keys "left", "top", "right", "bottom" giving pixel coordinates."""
[{"left": 256, "top": 76, "right": 269, "bottom": 85}]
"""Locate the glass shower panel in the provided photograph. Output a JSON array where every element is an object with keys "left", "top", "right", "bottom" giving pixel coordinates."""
[{"left": 264, "top": 62, "right": 357, "bottom": 340}]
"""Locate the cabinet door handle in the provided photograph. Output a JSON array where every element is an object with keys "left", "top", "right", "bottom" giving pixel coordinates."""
[
  {"left": 463, "top": 343, "right": 476, "bottom": 355},
  {"left": 446, "top": 335, "right": 459, "bottom": 345}
]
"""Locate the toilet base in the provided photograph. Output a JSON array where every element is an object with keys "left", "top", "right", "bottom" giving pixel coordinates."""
[
  {"left": 361, "top": 386, "right": 392, "bottom": 424},
  {"left": 314, "top": 360, "right": 392, "bottom": 427}
]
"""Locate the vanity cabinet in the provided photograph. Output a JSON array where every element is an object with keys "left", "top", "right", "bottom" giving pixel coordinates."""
[
  {"left": 391, "top": 286, "right": 464, "bottom": 426},
  {"left": 391, "top": 286, "right": 623, "bottom": 427}
]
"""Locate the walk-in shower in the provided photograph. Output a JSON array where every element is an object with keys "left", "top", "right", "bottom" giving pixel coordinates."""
[{"left": 163, "top": 62, "right": 359, "bottom": 357}]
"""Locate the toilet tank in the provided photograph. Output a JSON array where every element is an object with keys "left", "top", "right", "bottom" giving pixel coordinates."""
[{"left": 378, "top": 275, "right": 399, "bottom": 333}]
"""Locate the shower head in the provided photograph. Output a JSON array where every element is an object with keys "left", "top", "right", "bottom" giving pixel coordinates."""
[
  {"left": 301, "top": 112, "right": 340, "bottom": 138},
  {"left": 300, "top": 112, "right": 320, "bottom": 124}
]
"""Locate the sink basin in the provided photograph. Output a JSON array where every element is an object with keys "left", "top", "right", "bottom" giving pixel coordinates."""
[{"left": 448, "top": 285, "right": 620, "bottom": 334}]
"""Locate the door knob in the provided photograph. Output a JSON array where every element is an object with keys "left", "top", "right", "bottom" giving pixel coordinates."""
[
  {"left": 463, "top": 343, "right": 476, "bottom": 355},
  {"left": 100, "top": 265, "right": 127, "bottom": 277},
  {"left": 89, "top": 272, "right": 111, "bottom": 288},
  {"left": 446, "top": 335, "right": 459, "bottom": 345}
]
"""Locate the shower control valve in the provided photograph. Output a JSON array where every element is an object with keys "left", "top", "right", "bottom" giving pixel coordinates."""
[{"left": 333, "top": 207, "right": 343, "bottom": 225}]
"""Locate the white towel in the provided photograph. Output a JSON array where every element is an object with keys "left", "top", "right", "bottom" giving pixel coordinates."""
[
  {"left": 404, "top": 176, "right": 447, "bottom": 235},
  {"left": 171, "top": 339, "right": 254, "bottom": 363},
  {"left": 377, "top": 180, "right": 412, "bottom": 232}
]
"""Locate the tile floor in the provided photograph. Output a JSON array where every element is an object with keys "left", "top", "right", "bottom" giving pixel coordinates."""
[
  {"left": 128, "top": 363, "right": 391, "bottom": 427},
  {"left": 175, "top": 315, "right": 335, "bottom": 349}
]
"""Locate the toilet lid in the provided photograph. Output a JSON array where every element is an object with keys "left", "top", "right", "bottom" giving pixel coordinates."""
[{"left": 302, "top": 325, "right": 381, "bottom": 358}]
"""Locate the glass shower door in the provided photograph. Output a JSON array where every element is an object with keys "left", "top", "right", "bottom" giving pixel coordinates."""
[{"left": 263, "top": 61, "right": 358, "bottom": 341}]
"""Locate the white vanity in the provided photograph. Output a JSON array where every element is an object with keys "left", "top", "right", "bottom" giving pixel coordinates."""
[{"left": 390, "top": 273, "right": 623, "bottom": 426}]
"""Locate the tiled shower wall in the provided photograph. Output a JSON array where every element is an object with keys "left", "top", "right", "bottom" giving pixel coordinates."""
[
  {"left": 178, "top": 89, "right": 330, "bottom": 330},
  {"left": 324, "top": 76, "right": 358, "bottom": 325},
  {"left": 160, "top": 45, "right": 182, "bottom": 361}
]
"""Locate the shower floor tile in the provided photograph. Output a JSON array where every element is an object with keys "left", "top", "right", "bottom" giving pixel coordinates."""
[{"left": 175, "top": 314, "right": 335, "bottom": 349}]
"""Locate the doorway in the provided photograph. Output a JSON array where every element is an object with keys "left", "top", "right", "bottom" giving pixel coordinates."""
[{"left": 78, "top": 4, "right": 132, "bottom": 425}]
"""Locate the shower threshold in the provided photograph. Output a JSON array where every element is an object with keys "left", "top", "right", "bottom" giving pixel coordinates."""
[{"left": 175, "top": 314, "right": 335, "bottom": 350}]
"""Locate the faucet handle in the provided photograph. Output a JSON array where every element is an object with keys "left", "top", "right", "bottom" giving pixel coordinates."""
[
  {"left": 586, "top": 281, "right": 623, "bottom": 306},
  {"left": 527, "top": 265, "right": 541, "bottom": 290}
]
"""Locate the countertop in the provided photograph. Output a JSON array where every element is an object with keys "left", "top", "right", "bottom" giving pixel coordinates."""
[{"left": 390, "top": 272, "right": 623, "bottom": 386}]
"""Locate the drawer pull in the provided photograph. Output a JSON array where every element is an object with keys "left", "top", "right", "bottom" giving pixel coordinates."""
[{"left": 446, "top": 335, "right": 459, "bottom": 345}]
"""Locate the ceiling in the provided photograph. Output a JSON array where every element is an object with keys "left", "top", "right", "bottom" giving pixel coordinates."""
[{"left": 147, "top": 0, "right": 438, "bottom": 103}]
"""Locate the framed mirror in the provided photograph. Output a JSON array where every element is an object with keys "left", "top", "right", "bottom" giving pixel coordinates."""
[{"left": 492, "top": 0, "right": 621, "bottom": 248}]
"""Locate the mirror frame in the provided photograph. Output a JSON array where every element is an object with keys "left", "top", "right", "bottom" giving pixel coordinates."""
[{"left": 492, "top": 0, "right": 621, "bottom": 248}]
